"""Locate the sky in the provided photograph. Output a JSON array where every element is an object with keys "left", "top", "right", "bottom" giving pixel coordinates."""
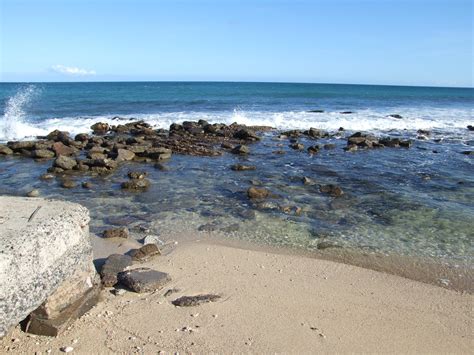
[{"left": 0, "top": 0, "right": 472, "bottom": 87}]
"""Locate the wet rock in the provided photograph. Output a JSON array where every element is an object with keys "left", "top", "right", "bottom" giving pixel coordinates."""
[
  {"left": 7, "top": 140, "right": 36, "bottom": 151},
  {"left": 102, "top": 227, "right": 129, "bottom": 239},
  {"left": 121, "top": 179, "right": 151, "bottom": 191},
  {"left": 81, "top": 181, "right": 93, "bottom": 189},
  {"left": 221, "top": 142, "right": 234, "bottom": 150},
  {"left": 130, "top": 244, "right": 161, "bottom": 261},
  {"left": 302, "top": 176, "right": 315, "bottom": 185},
  {"left": 91, "top": 122, "right": 110, "bottom": 134},
  {"left": 128, "top": 171, "right": 148, "bottom": 179},
  {"left": 323, "top": 144, "right": 336, "bottom": 150},
  {"left": 417, "top": 129, "right": 431, "bottom": 136},
  {"left": 317, "top": 241, "right": 342, "bottom": 250},
  {"left": 273, "top": 150, "right": 286, "bottom": 154},
  {"left": 46, "top": 129, "right": 70, "bottom": 142},
  {"left": 399, "top": 140, "right": 412, "bottom": 148},
  {"left": 100, "top": 254, "right": 133, "bottom": 287},
  {"left": 461, "top": 151, "right": 473, "bottom": 155},
  {"left": 290, "top": 143, "right": 304, "bottom": 150},
  {"left": 40, "top": 173, "right": 55, "bottom": 180},
  {"left": 307, "top": 109, "right": 324, "bottom": 113},
  {"left": 0, "top": 144, "right": 14, "bottom": 155},
  {"left": 145, "top": 147, "right": 172, "bottom": 160},
  {"left": 52, "top": 142, "right": 77, "bottom": 157},
  {"left": 307, "top": 145, "right": 320, "bottom": 154},
  {"left": 172, "top": 294, "right": 221, "bottom": 307},
  {"left": 154, "top": 163, "right": 169, "bottom": 171},
  {"left": 233, "top": 128, "right": 260, "bottom": 141},
  {"left": 117, "top": 268, "right": 171, "bottom": 293},
  {"left": 467, "top": 125, "right": 474, "bottom": 131},
  {"left": 61, "top": 179, "right": 76, "bottom": 189},
  {"left": 231, "top": 145, "right": 250, "bottom": 155},
  {"left": 247, "top": 187, "right": 270, "bottom": 199},
  {"left": 74, "top": 161, "right": 90, "bottom": 172},
  {"left": 281, "top": 205, "right": 302, "bottom": 215},
  {"left": 231, "top": 164, "right": 256, "bottom": 171},
  {"left": 305, "top": 128, "right": 326, "bottom": 138},
  {"left": 320, "top": 184, "right": 344, "bottom": 197},
  {"left": 54, "top": 156, "right": 77, "bottom": 170},
  {"left": 86, "top": 151, "right": 107, "bottom": 160},
  {"left": 340, "top": 111, "right": 353, "bottom": 114},
  {"left": 143, "top": 235, "right": 163, "bottom": 246},
  {"left": 344, "top": 144, "right": 358, "bottom": 152},
  {"left": 388, "top": 114, "right": 403, "bottom": 119},
  {"left": 113, "top": 148, "right": 135, "bottom": 162},
  {"left": 74, "top": 133, "right": 89, "bottom": 142},
  {"left": 33, "top": 149, "right": 55, "bottom": 159},
  {"left": 27, "top": 189, "right": 40, "bottom": 197}
]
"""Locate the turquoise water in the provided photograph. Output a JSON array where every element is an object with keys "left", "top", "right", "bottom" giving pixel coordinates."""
[{"left": 0, "top": 82, "right": 473, "bottom": 264}]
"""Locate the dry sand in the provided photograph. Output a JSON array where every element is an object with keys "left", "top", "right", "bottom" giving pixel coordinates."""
[{"left": 2, "top": 240, "right": 472, "bottom": 354}]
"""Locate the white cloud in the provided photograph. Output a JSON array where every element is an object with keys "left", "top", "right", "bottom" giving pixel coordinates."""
[{"left": 51, "top": 65, "right": 96, "bottom": 76}]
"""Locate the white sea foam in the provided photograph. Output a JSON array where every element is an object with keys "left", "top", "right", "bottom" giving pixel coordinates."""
[{"left": 1, "top": 97, "right": 472, "bottom": 142}]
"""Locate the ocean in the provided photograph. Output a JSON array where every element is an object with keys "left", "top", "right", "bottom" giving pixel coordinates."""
[{"left": 0, "top": 81, "right": 473, "bottom": 286}]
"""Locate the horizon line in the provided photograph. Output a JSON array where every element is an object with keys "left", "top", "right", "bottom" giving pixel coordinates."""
[{"left": 0, "top": 79, "right": 472, "bottom": 90}]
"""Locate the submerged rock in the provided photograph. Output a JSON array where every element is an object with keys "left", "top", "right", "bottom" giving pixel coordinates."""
[
  {"left": 121, "top": 179, "right": 150, "bottom": 191},
  {"left": 118, "top": 268, "right": 171, "bottom": 293},
  {"left": 60, "top": 179, "right": 77, "bottom": 189},
  {"left": 247, "top": 187, "right": 270, "bottom": 199},
  {"left": 230, "top": 164, "right": 256, "bottom": 171},
  {"left": 231, "top": 144, "right": 250, "bottom": 155},
  {"left": 320, "top": 184, "right": 344, "bottom": 197},
  {"left": 289, "top": 142, "right": 304, "bottom": 150}
]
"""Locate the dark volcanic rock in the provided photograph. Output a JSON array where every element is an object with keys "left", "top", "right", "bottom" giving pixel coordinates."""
[
  {"left": 388, "top": 114, "right": 403, "bottom": 119},
  {"left": 118, "top": 268, "right": 171, "bottom": 293},
  {"left": 320, "top": 184, "right": 344, "bottom": 197},
  {"left": 340, "top": 111, "right": 353, "bottom": 114},
  {"left": 102, "top": 227, "right": 129, "bottom": 239},
  {"left": 129, "top": 244, "right": 161, "bottom": 261},
  {"left": 172, "top": 294, "right": 221, "bottom": 307},
  {"left": 233, "top": 128, "right": 260, "bottom": 141},
  {"left": 307, "top": 109, "right": 324, "bottom": 113},
  {"left": 467, "top": 125, "right": 474, "bottom": 131},
  {"left": 230, "top": 164, "right": 256, "bottom": 171},
  {"left": 247, "top": 187, "right": 270, "bottom": 199},
  {"left": 100, "top": 254, "right": 133, "bottom": 287}
]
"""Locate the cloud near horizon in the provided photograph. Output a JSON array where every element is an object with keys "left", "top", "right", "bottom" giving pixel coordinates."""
[{"left": 51, "top": 65, "right": 96, "bottom": 76}]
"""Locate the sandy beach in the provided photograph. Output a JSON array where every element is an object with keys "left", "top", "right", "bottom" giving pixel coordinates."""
[{"left": 2, "top": 239, "right": 472, "bottom": 354}]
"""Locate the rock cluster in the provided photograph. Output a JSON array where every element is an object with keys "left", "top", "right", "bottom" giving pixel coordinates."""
[{"left": 345, "top": 132, "right": 412, "bottom": 151}]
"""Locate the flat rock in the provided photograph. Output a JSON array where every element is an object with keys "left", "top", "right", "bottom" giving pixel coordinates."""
[
  {"left": 54, "top": 156, "right": 77, "bottom": 170},
  {"left": 117, "top": 268, "right": 171, "bottom": 293},
  {"left": 100, "top": 254, "right": 133, "bottom": 287},
  {"left": 172, "top": 294, "right": 221, "bottom": 307}
]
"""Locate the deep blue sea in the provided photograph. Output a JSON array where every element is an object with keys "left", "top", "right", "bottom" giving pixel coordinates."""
[
  {"left": 0, "top": 82, "right": 473, "bottom": 283},
  {"left": 0, "top": 82, "right": 473, "bottom": 141}
]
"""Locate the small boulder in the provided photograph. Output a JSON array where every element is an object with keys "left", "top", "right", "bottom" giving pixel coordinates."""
[
  {"left": 388, "top": 114, "right": 403, "bottom": 119},
  {"left": 231, "top": 145, "right": 250, "bottom": 155},
  {"left": 27, "top": 189, "right": 40, "bottom": 197},
  {"left": 91, "top": 122, "right": 110, "bottom": 134},
  {"left": 60, "top": 179, "right": 76, "bottom": 189},
  {"left": 117, "top": 268, "right": 171, "bottom": 293},
  {"left": 33, "top": 149, "right": 55, "bottom": 159},
  {"left": 467, "top": 125, "right": 474, "bottom": 131},
  {"left": 0, "top": 144, "right": 14, "bottom": 155},
  {"left": 100, "top": 254, "right": 133, "bottom": 287},
  {"left": 233, "top": 128, "right": 260, "bottom": 141},
  {"left": 102, "top": 227, "right": 129, "bottom": 239},
  {"left": 52, "top": 142, "right": 77, "bottom": 157},
  {"left": 290, "top": 143, "right": 304, "bottom": 150},
  {"left": 307, "top": 145, "right": 320, "bottom": 154},
  {"left": 247, "top": 187, "right": 270, "bottom": 199},
  {"left": 114, "top": 148, "right": 135, "bottom": 162},
  {"left": 54, "top": 156, "right": 77, "bottom": 170},
  {"left": 129, "top": 244, "right": 161, "bottom": 261}
]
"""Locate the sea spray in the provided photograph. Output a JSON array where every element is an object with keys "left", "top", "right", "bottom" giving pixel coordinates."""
[{"left": 0, "top": 85, "right": 46, "bottom": 141}]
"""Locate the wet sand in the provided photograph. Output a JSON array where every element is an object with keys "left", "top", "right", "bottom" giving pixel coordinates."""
[{"left": 2, "top": 239, "right": 472, "bottom": 354}]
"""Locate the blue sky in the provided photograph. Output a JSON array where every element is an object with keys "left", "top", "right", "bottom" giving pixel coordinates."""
[{"left": 0, "top": 0, "right": 472, "bottom": 87}]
